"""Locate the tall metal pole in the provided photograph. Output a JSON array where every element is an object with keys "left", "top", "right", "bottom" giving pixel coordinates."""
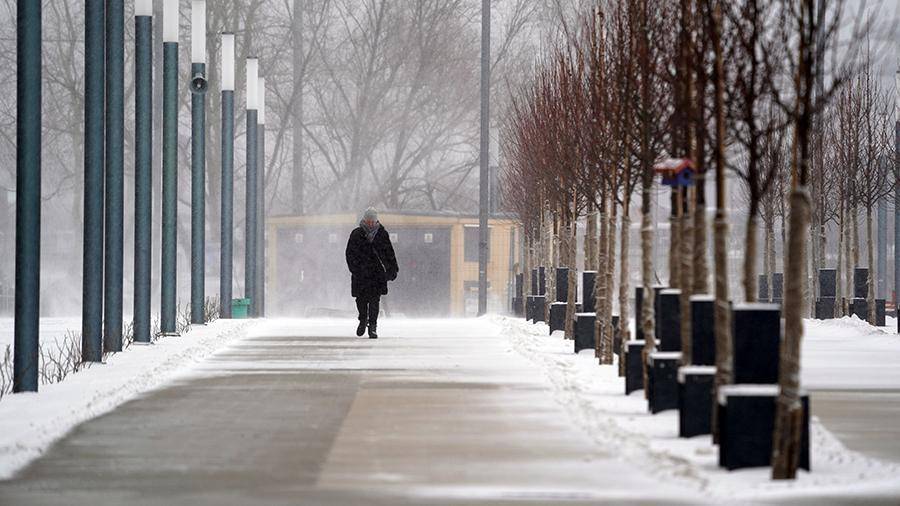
[
  {"left": 104, "top": 0, "right": 125, "bottom": 353},
  {"left": 161, "top": 0, "right": 179, "bottom": 335},
  {"left": 134, "top": 0, "right": 153, "bottom": 344},
  {"left": 245, "top": 58, "right": 259, "bottom": 317},
  {"left": 477, "top": 0, "right": 490, "bottom": 316},
  {"left": 894, "top": 69, "right": 899, "bottom": 334},
  {"left": 82, "top": 0, "right": 105, "bottom": 363},
  {"left": 13, "top": 0, "right": 41, "bottom": 392},
  {"left": 190, "top": 0, "right": 208, "bottom": 325},
  {"left": 878, "top": 193, "right": 887, "bottom": 300},
  {"left": 220, "top": 33, "right": 236, "bottom": 319},
  {"left": 257, "top": 77, "right": 266, "bottom": 318}
]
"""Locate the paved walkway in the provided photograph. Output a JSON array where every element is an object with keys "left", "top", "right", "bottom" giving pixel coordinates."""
[{"left": 0, "top": 319, "right": 695, "bottom": 505}]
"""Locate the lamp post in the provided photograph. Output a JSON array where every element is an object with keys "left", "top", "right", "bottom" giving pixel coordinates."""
[
  {"left": 133, "top": 0, "right": 153, "bottom": 344},
  {"left": 190, "top": 0, "right": 208, "bottom": 325},
  {"left": 257, "top": 77, "right": 266, "bottom": 318},
  {"left": 245, "top": 58, "right": 259, "bottom": 317},
  {"left": 161, "top": 0, "right": 179, "bottom": 335},
  {"left": 477, "top": 0, "right": 490, "bottom": 316},
  {"left": 13, "top": 0, "right": 41, "bottom": 392},
  {"left": 220, "top": 33, "right": 235, "bottom": 319},
  {"left": 104, "top": 0, "right": 125, "bottom": 353},
  {"left": 82, "top": 0, "right": 105, "bottom": 363}
]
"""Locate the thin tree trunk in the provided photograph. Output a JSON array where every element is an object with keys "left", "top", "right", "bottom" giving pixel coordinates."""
[
  {"left": 670, "top": 191, "right": 681, "bottom": 288},
  {"left": 866, "top": 206, "right": 876, "bottom": 324},
  {"left": 744, "top": 210, "right": 760, "bottom": 302},
  {"left": 595, "top": 191, "right": 609, "bottom": 361},
  {"left": 844, "top": 196, "right": 853, "bottom": 314},
  {"left": 711, "top": 2, "right": 731, "bottom": 442},
  {"left": 694, "top": 176, "right": 709, "bottom": 294},
  {"left": 680, "top": 187, "right": 694, "bottom": 362},
  {"left": 586, "top": 203, "right": 597, "bottom": 271},
  {"left": 773, "top": 186, "right": 811, "bottom": 479},
  {"left": 765, "top": 217, "right": 775, "bottom": 303},
  {"left": 835, "top": 198, "right": 844, "bottom": 316},
  {"left": 618, "top": 200, "right": 631, "bottom": 376},
  {"left": 565, "top": 212, "right": 578, "bottom": 339},
  {"left": 602, "top": 197, "right": 618, "bottom": 365}
]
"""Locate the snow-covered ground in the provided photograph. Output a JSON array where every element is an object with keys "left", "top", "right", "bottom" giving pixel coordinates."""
[
  {"left": 496, "top": 315, "right": 900, "bottom": 502},
  {"left": 0, "top": 317, "right": 81, "bottom": 350},
  {"left": 0, "top": 319, "right": 249, "bottom": 479}
]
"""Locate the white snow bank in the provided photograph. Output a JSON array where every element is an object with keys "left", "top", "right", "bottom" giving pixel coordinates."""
[
  {"left": 0, "top": 319, "right": 250, "bottom": 479},
  {"left": 802, "top": 316, "right": 900, "bottom": 390},
  {"left": 495, "top": 315, "right": 900, "bottom": 502}
]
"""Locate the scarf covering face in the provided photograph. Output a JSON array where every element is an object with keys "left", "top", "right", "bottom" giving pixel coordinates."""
[{"left": 360, "top": 220, "right": 380, "bottom": 243}]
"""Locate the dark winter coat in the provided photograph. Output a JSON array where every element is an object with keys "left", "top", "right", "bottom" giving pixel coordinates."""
[{"left": 345, "top": 224, "right": 399, "bottom": 298}]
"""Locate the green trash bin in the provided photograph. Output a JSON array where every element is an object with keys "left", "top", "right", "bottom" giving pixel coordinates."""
[{"left": 232, "top": 298, "right": 251, "bottom": 319}]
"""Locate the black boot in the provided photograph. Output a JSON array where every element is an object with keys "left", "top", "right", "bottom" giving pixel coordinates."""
[
  {"left": 356, "top": 320, "right": 366, "bottom": 337},
  {"left": 368, "top": 323, "right": 378, "bottom": 339}
]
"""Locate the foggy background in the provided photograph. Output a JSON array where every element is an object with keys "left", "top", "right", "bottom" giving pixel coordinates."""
[{"left": 0, "top": 0, "right": 896, "bottom": 318}]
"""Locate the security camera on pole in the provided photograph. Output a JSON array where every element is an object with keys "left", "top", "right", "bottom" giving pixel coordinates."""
[
  {"left": 161, "top": 0, "right": 179, "bottom": 335},
  {"left": 190, "top": 0, "right": 208, "bottom": 325},
  {"left": 220, "top": 33, "right": 236, "bottom": 319},
  {"left": 245, "top": 58, "right": 259, "bottom": 317},
  {"left": 133, "top": 0, "right": 153, "bottom": 344}
]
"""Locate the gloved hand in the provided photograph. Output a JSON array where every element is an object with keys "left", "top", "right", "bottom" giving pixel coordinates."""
[{"left": 389, "top": 271, "right": 398, "bottom": 281}]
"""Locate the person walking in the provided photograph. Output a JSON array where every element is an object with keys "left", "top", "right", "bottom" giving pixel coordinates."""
[{"left": 345, "top": 208, "right": 398, "bottom": 338}]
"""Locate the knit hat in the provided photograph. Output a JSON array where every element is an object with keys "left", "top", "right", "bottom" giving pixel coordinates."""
[{"left": 363, "top": 207, "right": 379, "bottom": 222}]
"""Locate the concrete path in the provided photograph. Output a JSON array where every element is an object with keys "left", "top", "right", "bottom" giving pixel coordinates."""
[
  {"left": 0, "top": 319, "right": 696, "bottom": 506},
  {"left": 810, "top": 390, "right": 900, "bottom": 464}
]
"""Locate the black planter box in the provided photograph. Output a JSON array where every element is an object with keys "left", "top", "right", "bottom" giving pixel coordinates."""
[
  {"left": 516, "top": 273, "right": 524, "bottom": 298},
  {"left": 625, "top": 340, "right": 646, "bottom": 395},
  {"left": 612, "top": 315, "right": 622, "bottom": 357},
  {"left": 556, "top": 267, "right": 570, "bottom": 302},
  {"left": 678, "top": 366, "right": 716, "bottom": 438},
  {"left": 819, "top": 269, "right": 836, "bottom": 298},
  {"left": 732, "top": 303, "right": 781, "bottom": 384},
  {"left": 582, "top": 271, "right": 597, "bottom": 313},
  {"left": 815, "top": 297, "right": 836, "bottom": 320},
  {"left": 657, "top": 289, "right": 682, "bottom": 352},
  {"left": 877, "top": 299, "right": 886, "bottom": 326},
  {"left": 550, "top": 302, "right": 582, "bottom": 334},
  {"left": 851, "top": 298, "right": 867, "bottom": 321},
  {"left": 525, "top": 296, "right": 535, "bottom": 321},
  {"left": 652, "top": 285, "right": 668, "bottom": 339},
  {"left": 758, "top": 274, "right": 769, "bottom": 302},
  {"left": 550, "top": 302, "right": 567, "bottom": 334},
  {"left": 574, "top": 313, "right": 597, "bottom": 353},
  {"left": 772, "top": 273, "right": 784, "bottom": 300},
  {"left": 690, "top": 295, "right": 716, "bottom": 366},
  {"left": 854, "top": 268, "right": 869, "bottom": 299},
  {"left": 513, "top": 297, "right": 524, "bottom": 317},
  {"left": 635, "top": 287, "right": 645, "bottom": 340},
  {"left": 718, "top": 385, "right": 810, "bottom": 471},
  {"left": 648, "top": 351, "right": 682, "bottom": 414},
  {"left": 532, "top": 295, "right": 547, "bottom": 323}
]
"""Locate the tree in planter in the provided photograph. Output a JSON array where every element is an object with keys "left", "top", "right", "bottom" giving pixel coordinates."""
[{"left": 769, "top": 0, "right": 878, "bottom": 480}]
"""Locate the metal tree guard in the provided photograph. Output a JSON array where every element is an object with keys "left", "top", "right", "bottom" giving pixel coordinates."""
[
  {"left": 161, "top": 0, "right": 179, "bottom": 335},
  {"left": 13, "top": 0, "right": 41, "bottom": 392},
  {"left": 257, "top": 77, "right": 266, "bottom": 318},
  {"left": 104, "top": 0, "right": 125, "bottom": 353},
  {"left": 190, "top": 0, "right": 208, "bottom": 325},
  {"left": 245, "top": 58, "right": 259, "bottom": 317},
  {"left": 220, "top": 33, "right": 236, "bottom": 319},
  {"left": 82, "top": 0, "right": 105, "bottom": 363},
  {"left": 133, "top": 0, "right": 153, "bottom": 344}
]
